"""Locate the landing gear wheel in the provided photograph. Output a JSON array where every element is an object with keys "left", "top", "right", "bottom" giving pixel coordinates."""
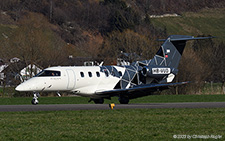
[
  {"left": 119, "top": 97, "right": 129, "bottom": 104},
  {"left": 32, "top": 92, "right": 40, "bottom": 105},
  {"left": 93, "top": 98, "right": 104, "bottom": 104},
  {"left": 31, "top": 99, "right": 38, "bottom": 105}
]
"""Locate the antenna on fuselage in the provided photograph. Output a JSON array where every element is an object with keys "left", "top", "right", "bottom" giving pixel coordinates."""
[{"left": 99, "top": 61, "right": 104, "bottom": 66}]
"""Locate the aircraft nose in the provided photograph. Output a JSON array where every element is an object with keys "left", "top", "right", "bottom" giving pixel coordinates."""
[
  {"left": 15, "top": 82, "right": 31, "bottom": 91},
  {"left": 15, "top": 84, "right": 25, "bottom": 91},
  {"left": 15, "top": 78, "right": 42, "bottom": 92}
]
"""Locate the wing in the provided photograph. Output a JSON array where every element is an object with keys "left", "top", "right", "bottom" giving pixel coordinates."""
[{"left": 95, "top": 81, "right": 189, "bottom": 99}]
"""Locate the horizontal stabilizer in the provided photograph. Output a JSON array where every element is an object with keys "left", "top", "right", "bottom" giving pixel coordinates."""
[{"left": 158, "top": 35, "right": 215, "bottom": 42}]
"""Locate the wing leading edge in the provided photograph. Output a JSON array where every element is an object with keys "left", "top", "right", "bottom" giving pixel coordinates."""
[{"left": 95, "top": 81, "right": 189, "bottom": 99}]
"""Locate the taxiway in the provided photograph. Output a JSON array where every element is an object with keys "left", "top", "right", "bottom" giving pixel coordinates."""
[{"left": 0, "top": 102, "right": 225, "bottom": 112}]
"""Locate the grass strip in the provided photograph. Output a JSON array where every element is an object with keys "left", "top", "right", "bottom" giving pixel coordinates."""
[{"left": 0, "top": 108, "right": 224, "bottom": 140}]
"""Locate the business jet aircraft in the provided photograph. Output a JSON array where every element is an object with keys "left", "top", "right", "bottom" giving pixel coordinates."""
[{"left": 15, "top": 35, "right": 213, "bottom": 105}]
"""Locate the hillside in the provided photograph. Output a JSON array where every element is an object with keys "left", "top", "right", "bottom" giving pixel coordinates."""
[{"left": 151, "top": 8, "right": 225, "bottom": 39}]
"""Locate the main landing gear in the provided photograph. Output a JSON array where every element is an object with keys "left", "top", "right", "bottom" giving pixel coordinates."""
[
  {"left": 93, "top": 98, "right": 104, "bottom": 104},
  {"left": 119, "top": 97, "right": 130, "bottom": 104},
  {"left": 89, "top": 98, "right": 104, "bottom": 104},
  {"left": 31, "top": 92, "right": 40, "bottom": 105},
  {"left": 89, "top": 97, "right": 130, "bottom": 104}
]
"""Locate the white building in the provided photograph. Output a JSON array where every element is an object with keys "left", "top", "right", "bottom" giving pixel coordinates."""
[
  {"left": 20, "top": 64, "right": 42, "bottom": 81},
  {"left": 0, "top": 64, "right": 8, "bottom": 85}
]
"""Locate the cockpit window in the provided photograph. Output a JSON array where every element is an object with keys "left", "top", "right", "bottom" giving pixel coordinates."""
[{"left": 36, "top": 70, "right": 61, "bottom": 77}]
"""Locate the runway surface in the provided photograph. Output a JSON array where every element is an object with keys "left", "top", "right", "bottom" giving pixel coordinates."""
[{"left": 0, "top": 102, "right": 225, "bottom": 112}]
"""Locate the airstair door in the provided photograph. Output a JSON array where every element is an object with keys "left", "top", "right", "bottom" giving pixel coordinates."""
[{"left": 66, "top": 69, "right": 75, "bottom": 89}]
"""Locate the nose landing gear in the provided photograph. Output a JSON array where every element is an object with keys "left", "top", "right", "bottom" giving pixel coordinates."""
[{"left": 31, "top": 92, "right": 40, "bottom": 105}]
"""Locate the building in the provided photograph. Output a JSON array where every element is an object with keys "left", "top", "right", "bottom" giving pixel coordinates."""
[{"left": 0, "top": 58, "right": 42, "bottom": 86}]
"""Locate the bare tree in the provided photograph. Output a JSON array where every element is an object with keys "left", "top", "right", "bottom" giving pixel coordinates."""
[
  {"left": 0, "top": 12, "right": 74, "bottom": 78},
  {"left": 99, "top": 30, "right": 157, "bottom": 64}
]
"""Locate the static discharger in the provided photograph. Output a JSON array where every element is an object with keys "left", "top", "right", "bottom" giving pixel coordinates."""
[{"left": 109, "top": 103, "right": 115, "bottom": 110}]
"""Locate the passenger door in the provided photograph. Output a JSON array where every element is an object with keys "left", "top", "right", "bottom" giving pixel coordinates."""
[{"left": 66, "top": 69, "right": 75, "bottom": 90}]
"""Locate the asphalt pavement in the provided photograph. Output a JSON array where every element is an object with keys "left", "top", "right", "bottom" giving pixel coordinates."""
[{"left": 0, "top": 102, "right": 225, "bottom": 112}]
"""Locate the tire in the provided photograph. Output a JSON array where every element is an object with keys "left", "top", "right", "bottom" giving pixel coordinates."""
[
  {"left": 93, "top": 99, "right": 104, "bottom": 104},
  {"left": 119, "top": 97, "right": 129, "bottom": 104},
  {"left": 31, "top": 99, "right": 38, "bottom": 105}
]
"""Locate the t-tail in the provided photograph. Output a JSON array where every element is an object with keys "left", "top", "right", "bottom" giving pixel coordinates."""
[{"left": 142, "top": 35, "right": 214, "bottom": 83}]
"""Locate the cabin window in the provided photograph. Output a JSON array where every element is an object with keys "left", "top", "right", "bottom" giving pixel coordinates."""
[
  {"left": 88, "top": 72, "right": 92, "bottom": 77},
  {"left": 36, "top": 70, "right": 61, "bottom": 77},
  {"left": 80, "top": 72, "right": 84, "bottom": 77},
  {"left": 96, "top": 72, "right": 100, "bottom": 77}
]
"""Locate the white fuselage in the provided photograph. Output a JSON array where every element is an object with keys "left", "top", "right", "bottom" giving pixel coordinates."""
[{"left": 15, "top": 66, "right": 125, "bottom": 97}]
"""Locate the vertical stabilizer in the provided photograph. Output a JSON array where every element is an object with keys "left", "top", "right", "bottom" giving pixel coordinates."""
[{"left": 150, "top": 35, "right": 213, "bottom": 69}]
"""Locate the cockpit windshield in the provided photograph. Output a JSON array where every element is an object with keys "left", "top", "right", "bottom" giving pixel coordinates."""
[{"left": 35, "top": 70, "right": 61, "bottom": 77}]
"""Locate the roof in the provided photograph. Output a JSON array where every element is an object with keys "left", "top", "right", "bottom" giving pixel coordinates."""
[{"left": 0, "top": 65, "right": 8, "bottom": 73}]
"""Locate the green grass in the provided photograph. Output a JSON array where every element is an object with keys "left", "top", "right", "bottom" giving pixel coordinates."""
[
  {"left": 0, "top": 91, "right": 224, "bottom": 140},
  {"left": 130, "top": 94, "right": 225, "bottom": 103},
  {"left": 151, "top": 8, "right": 225, "bottom": 39},
  {"left": 0, "top": 108, "right": 224, "bottom": 140},
  {"left": 0, "top": 94, "right": 225, "bottom": 105}
]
